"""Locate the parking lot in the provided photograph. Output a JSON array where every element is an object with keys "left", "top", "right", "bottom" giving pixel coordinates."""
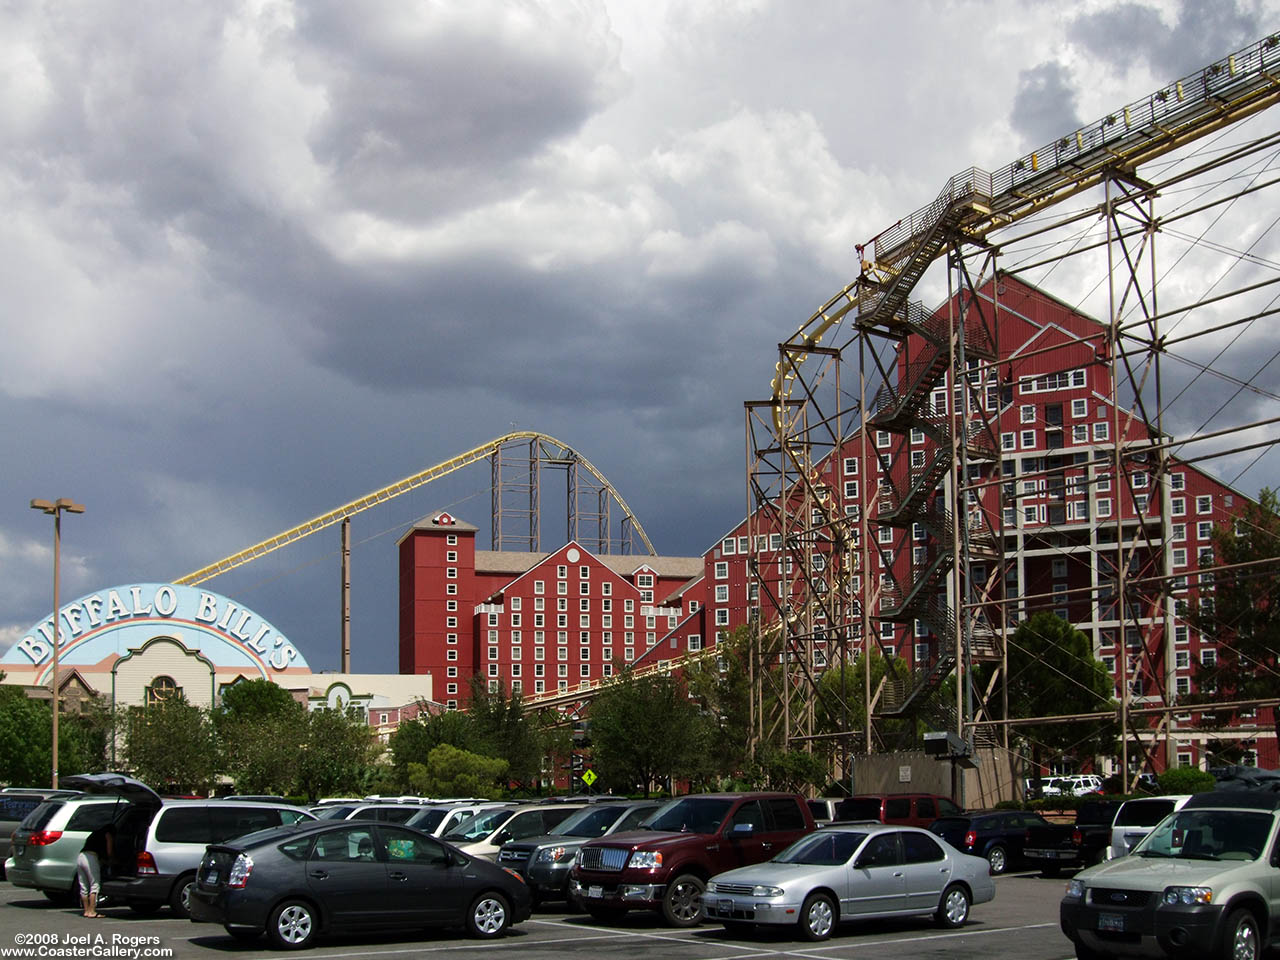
[{"left": 0, "top": 873, "right": 1077, "bottom": 960}]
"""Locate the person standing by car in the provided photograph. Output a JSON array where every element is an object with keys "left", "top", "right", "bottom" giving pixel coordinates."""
[{"left": 77, "top": 823, "right": 114, "bottom": 918}]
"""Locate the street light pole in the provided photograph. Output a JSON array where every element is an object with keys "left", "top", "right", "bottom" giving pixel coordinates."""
[{"left": 30, "top": 498, "right": 85, "bottom": 789}]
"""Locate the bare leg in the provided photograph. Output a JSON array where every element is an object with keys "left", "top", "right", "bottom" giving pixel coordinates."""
[{"left": 86, "top": 893, "right": 98, "bottom": 917}]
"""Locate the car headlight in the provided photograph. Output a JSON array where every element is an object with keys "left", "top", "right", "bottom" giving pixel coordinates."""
[
  {"left": 1064, "top": 880, "right": 1085, "bottom": 900},
  {"left": 1163, "top": 886, "right": 1212, "bottom": 905},
  {"left": 705, "top": 881, "right": 720, "bottom": 894},
  {"left": 629, "top": 850, "right": 663, "bottom": 869},
  {"left": 535, "top": 845, "right": 575, "bottom": 864},
  {"left": 752, "top": 885, "right": 784, "bottom": 898}
]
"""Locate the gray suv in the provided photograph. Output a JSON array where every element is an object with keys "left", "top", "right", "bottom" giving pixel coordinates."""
[
  {"left": 6, "top": 795, "right": 128, "bottom": 902},
  {"left": 1061, "top": 791, "right": 1280, "bottom": 960}
]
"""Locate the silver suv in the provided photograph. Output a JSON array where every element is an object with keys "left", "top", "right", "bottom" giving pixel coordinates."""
[{"left": 1061, "top": 791, "right": 1280, "bottom": 960}]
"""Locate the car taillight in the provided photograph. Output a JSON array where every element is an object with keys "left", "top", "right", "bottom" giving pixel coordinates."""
[
  {"left": 227, "top": 854, "right": 253, "bottom": 889},
  {"left": 136, "top": 851, "right": 158, "bottom": 875},
  {"left": 1072, "top": 828, "right": 1084, "bottom": 847},
  {"left": 964, "top": 830, "right": 977, "bottom": 848},
  {"left": 26, "top": 831, "right": 63, "bottom": 846}
]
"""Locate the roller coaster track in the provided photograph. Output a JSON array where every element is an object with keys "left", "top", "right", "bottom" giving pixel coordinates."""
[{"left": 175, "top": 431, "right": 655, "bottom": 586}]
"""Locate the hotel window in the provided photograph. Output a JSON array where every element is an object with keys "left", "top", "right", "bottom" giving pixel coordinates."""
[
  {"left": 488, "top": 646, "right": 498, "bottom": 660},
  {"left": 637, "top": 573, "right": 654, "bottom": 588},
  {"left": 579, "top": 615, "right": 590, "bottom": 628},
  {"left": 1020, "top": 404, "right": 1036, "bottom": 424},
  {"left": 580, "top": 664, "right": 591, "bottom": 678},
  {"left": 557, "top": 565, "right": 567, "bottom": 578},
  {"left": 1052, "top": 558, "right": 1067, "bottom": 578},
  {"left": 1093, "top": 421, "right": 1109, "bottom": 441},
  {"left": 1175, "top": 676, "right": 1191, "bottom": 696},
  {"left": 446, "top": 684, "right": 457, "bottom": 695},
  {"left": 580, "top": 581, "right": 590, "bottom": 596},
  {"left": 510, "top": 613, "right": 521, "bottom": 627},
  {"left": 580, "top": 566, "right": 590, "bottom": 579},
  {"left": 557, "top": 614, "right": 567, "bottom": 628},
  {"left": 602, "top": 663, "right": 613, "bottom": 678},
  {"left": 1134, "top": 495, "right": 1148, "bottom": 513},
  {"left": 625, "top": 615, "right": 634, "bottom": 628},
  {"left": 721, "top": 537, "right": 736, "bottom": 555},
  {"left": 511, "top": 679, "right": 522, "bottom": 693},
  {"left": 624, "top": 599, "right": 634, "bottom": 612},
  {"left": 843, "top": 457, "right": 858, "bottom": 475},
  {"left": 914, "top": 643, "right": 929, "bottom": 662},
  {"left": 446, "top": 583, "right": 457, "bottom": 595},
  {"left": 646, "top": 615, "right": 656, "bottom": 629},
  {"left": 557, "top": 581, "right": 568, "bottom": 595},
  {"left": 625, "top": 646, "right": 635, "bottom": 660},
  {"left": 1071, "top": 398, "right": 1087, "bottom": 418},
  {"left": 446, "top": 666, "right": 457, "bottom": 678},
  {"left": 1172, "top": 548, "right": 1186, "bottom": 567},
  {"left": 487, "top": 613, "right": 498, "bottom": 627},
  {"left": 534, "top": 646, "right": 545, "bottom": 661},
  {"left": 738, "top": 535, "right": 749, "bottom": 552},
  {"left": 146, "top": 676, "right": 179, "bottom": 706},
  {"left": 641, "top": 590, "right": 653, "bottom": 603},
  {"left": 580, "top": 646, "right": 590, "bottom": 661},
  {"left": 446, "top": 650, "right": 457, "bottom": 661},
  {"left": 1170, "top": 473, "right": 1185, "bottom": 491},
  {"left": 1196, "top": 495, "right": 1212, "bottom": 514},
  {"left": 534, "top": 680, "right": 544, "bottom": 693},
  {"left": 602, "top": 582, "right": 612, "bottom": 596},
  {"left": 910, "top": 428, "right": 925, "bottom": 444},
  {"left": 557, "top": 646, "right": 568, "bottom": 661},
  {"left": 1097, "top": 476, "right": 1111, "bottom": 492},
  {"left": 715, "top": 609, "right": 729, "bottom": 626},
  {"left": 1001, "top": 432, "right": 1015, "bottom": 451},
  {"left": 1201, "top": 648, "right": 1217, "bottom": 667},
  {"left": 1133, "top": 471, "right": 1148, "bottom": 489},
  {"left": 1072, "top": 424, "right": 1088, "bottom": 443},
  {"left": 770, "top": 534, "right": 783, "bottom": 550},
  {"left": 446, "top": 567, "right": 457, "bottom": 579},
  {"left": 557, "top": 598, "right": 567, "bottom": 611},
  {"left": 446, "top": 534, "right": 457, "bottom": 545},
  {"left": 557, "top": 664, "right": 568, "bottom": 677},
  {"left": 1023, "top": 505, "right": 1038, "bottom": 524},
  {"left": 1171, "top": 497, "right": 1185, "bottom": 516},
  {"left": 602, "top": 615, "right": 612, "bottom": 628},
  {"left": 447, "top": 633, "right": 457, "bottom": 644},
  {"left": 1097, "top": 498, "right": 1112, "bottom": 518},
  {"left": 510, "top": 597, "right": 521, "bottom": 611},
  {"left": 844, "top": 479, "right": 859, "bottom": 498},
  {"left": 534, "top": 580, "right": 544, "bottom": 594},
  {"left": 446, "top": 617, "right": 457, "bottom": 628},
  {"left": 446, "top": 600, "right": 457, "bottom": 612},
  {"left": 715, "top": 584, "right": 729, "bottom": 603},
  {"left": 558, "top": 680, "right": 568, "bottom": 692},
  {"left": 511, "top": 646, "right": 521, "bottom": 660},
  {"left": 876, "top": 430, "right": 890, "bottom": 448},
  {"left": 689, "top": 635, "right": 702, "bottom": 651},
  {"left": 601, "top": 598, "right": 612, "bottom": 612},
  {"left": 1197, "top": 521, "right": 1213, "bottom": 540},
  {"left": 534, "top": 613, "right": 545, "bottom": 627},
  {"left": 715, "top": 561, "right": 728, "bottom": 579},
  {"left": 534, "top": 630, "right": 545, "bottom": 644},
  {"left": 1020, "top": 430, "right": 1036, "bottom": 449},
  {"left": 1172, "top": 523, "right": 1186, "bottom": 541},
  {"left": 533, "top": 597, "right": 544, "bottom": 611},
  {"left": 910, "top": 450, "right": 926, "bottom": 468},
  {"left": 580, "top": 598, "right": 590, "bottom": 612},
  {"left": 511, "top": 664, "right": 522, "bottom": 678},
  {"left": 602, "top": 647, "right": 612, "bottom": 660}
]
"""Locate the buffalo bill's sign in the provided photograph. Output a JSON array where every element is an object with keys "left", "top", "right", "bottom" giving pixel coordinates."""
[{"left": 4, "top": 583, "right": 309, "bottom": 682}]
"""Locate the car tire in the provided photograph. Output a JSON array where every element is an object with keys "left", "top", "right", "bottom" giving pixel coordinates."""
[
  {"left": 267, "top": 899, "right": 318, "bottom": 950},
  {"left": 169, "top": 873, "right": 196, "bottom": 918},
  {"left": 986, "top": 844, "right": 1008, "bottom": 875},
  {"left": 224, "top": 926, "right": 260, "bottom": 943},
  {"left": 585, "top": 904, "right": 627, "bottom": 923},
  {"left": 1219, "top": 908, "right": 1259, "bottom": 960},
  {"left": 127, "top": 901, "right": 163, "bottom": 916},
  {"left": 935, "top": 883, "right": 970, "bottom": 928},
  {"left": 661, "top": 873, "right": 704, "bottom": 927},
  {"left": 799, "top": 892, "right": 836, "bottom": 941},
  {"left": 466, "top": 891, "right": 510, "bottom": 939}
]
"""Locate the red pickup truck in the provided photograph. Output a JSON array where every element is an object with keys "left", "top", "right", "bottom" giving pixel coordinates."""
[{"left": 569, "top": 791, "right": 815, "bottom": 927}]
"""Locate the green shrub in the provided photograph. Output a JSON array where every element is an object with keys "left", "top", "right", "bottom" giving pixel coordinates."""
[{"left": 1157, "top": 767, "right": 1215, "bottom": 795}]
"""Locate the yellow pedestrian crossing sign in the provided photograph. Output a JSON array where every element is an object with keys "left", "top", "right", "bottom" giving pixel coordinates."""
[{"left": 581, "top": 768, "right": 598, "bottom": 787}]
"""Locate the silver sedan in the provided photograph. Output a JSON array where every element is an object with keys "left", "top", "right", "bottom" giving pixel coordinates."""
[{"left": 701, "top": 823, "right": 996, "bottom": 941}]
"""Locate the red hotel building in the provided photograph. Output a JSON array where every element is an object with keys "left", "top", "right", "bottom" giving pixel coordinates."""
[{"left": 397, "top": 275, "right": 1267, "bottom": 770}]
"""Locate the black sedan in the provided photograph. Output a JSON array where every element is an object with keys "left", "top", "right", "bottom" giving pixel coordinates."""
[
  {"left": 187, "top": 819, "right": 531, "bottom": 948},
  {"left": 929, "top": 809, "right": 1053, "bottom": 875}
]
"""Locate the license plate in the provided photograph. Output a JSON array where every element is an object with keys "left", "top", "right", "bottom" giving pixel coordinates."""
[
  {"left": 202, "top": 868, "right": 218, "bottom": 884},
  {"left": 718, "top": 898, "right": 733, "bottom": 915},
  {"left": 13, "top": 846, "right": 23, "bottom": 856},
  {"left": 588, "top": 886, "right": 603, "bottom": 899},
  {"left": 1098, "top": 912, "right": 1125, "bottom": 932}
]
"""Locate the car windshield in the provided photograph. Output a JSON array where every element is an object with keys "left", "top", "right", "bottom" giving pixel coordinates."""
[
  {"left": 313, "top": 806, "right": 356, "bottom": 820},
  {"left": 1134, "top": 810, "right": 1271, "bottom": 862},
  {"left": 19, "top": 801, "right": 64, "bottom": 831},
  {"left": 406, "top": 808, "right": 447, "bottom": 832},
  {"left": 1115, "top": 799, "right": 1178, "bottom": 827},
  {"left": 642, "top": 797, "right": 733, "bottom": 834},
  {"left": 443, "top": 808, "right": 513, "bottom": 842},
  {"left": 552, "top": 805, "right": 628, "bottom": 838},
  {"left": 774, "top": 831, "right": 866, "bottom": 865}
]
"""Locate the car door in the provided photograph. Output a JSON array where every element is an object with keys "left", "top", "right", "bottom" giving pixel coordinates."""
[
  {"left": 723, "top": 800, "right": 768, "bottom": 869},
  {"left": 305, "top": 824, "right": 393, "bottom": 925},
  {"left": 847, "top": 832, "right": 905, "bottom": 917},
  {"left": 762, "top": 798, "right": 809, "bottom": 860},
  {"left": 899, "top": 830, "right": 950, "bottom": 910},
  {"left": 376, "top": 826, "right": 469, "bottom": 924}
]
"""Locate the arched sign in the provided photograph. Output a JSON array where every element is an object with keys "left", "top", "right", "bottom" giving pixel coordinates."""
[{"left": 3, "top": 583, "right": 310, "bottom": 684}]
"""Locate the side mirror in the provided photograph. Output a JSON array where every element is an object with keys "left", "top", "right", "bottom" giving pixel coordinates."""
[
  {"left": 495, "top": 830, "right": 512, "bottom": 846},
  {"left": 730, "top": 822, "right": 755, "bottom": 836}
]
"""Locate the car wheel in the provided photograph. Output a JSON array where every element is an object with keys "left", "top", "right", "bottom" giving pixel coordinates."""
[
  {"left": 466, "top": 891, "right": 510, "bottom": 939},
  {"left": 267, "top": 899, "right": 318, "bottom": 950},
  {"left": 799, "top": 892, "right": 836, "bottom": 941},
  {"left": 986, "top": 844, "right": 1008, "bottom": 875},
  {"left": 935, "top": 883, "right": 970, "bottom": 928},
  {"left": 1220, "top": 908, "right": 1259, "bottom": 960},
  {"left": 127, "top": 901, "right": 163, "bottom": 916},
  {"left": 169, "top": 873, "right": 196, "bottom": 918},
  {"left": 224, "top": 926, "right": 260, "bottom": 943},
  {"left": 661, "top": 873, "right": 704, "bottom": 927}
]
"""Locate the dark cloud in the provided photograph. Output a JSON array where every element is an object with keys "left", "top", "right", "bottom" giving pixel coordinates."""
[
  {"left": 1069, "top": 0, "right": 1265, "bottom": 80},
  {"left": 1010, "top": 62, "right": 1084, "bottom": 149}
]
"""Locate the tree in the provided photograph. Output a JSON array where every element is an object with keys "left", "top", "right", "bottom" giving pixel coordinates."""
[
  {"left": 123, "top": 695, "right": 219, "bottom": 794},
  {"left": 215, "top": 679, "right": 306, "bottom": 795},
  {"left": 981, "top": 612, "right": 1116, "bottom": 776},
  {"left": 408, "top": 744, "right": 508, "bottom": 799},
  {"left": 685, "top": 627, "right": 754, "bottom": 780},
  {"left": 466, "top": 679, "right": 543, "bottom": 788},
  {"left": 588, "top": 669, "right": 714, "bottom": 796},
  {"left": 1186, "top": 487, "right": 1280, "bottom": 750},
  {"left": 388, "top": 708, "right": 478, "bottom": 787},
  {"left": 295, "top": 707, "right": 380, "bottom": 801}
]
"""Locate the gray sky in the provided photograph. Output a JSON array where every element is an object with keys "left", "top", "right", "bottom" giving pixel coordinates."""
[{"left": 2, "top": 0, "right": 1275, "bottom": 674}]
